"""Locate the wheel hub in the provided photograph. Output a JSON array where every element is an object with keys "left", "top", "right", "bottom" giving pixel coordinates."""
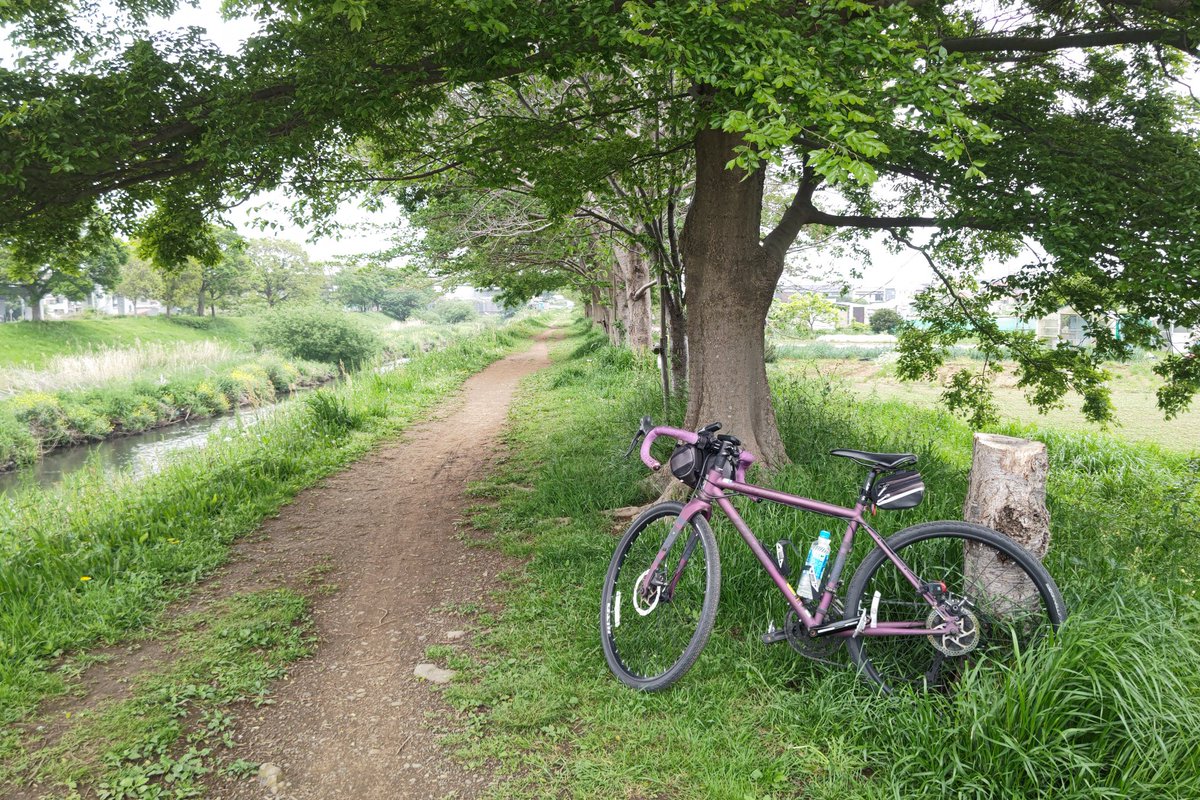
[{"left": 926, "top": 605, "right": 980, "bottom": 656}]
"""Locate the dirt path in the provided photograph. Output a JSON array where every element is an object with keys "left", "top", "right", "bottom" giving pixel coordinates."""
[{"left": 200, "top": 338, "right": 552, "bottom": 799}]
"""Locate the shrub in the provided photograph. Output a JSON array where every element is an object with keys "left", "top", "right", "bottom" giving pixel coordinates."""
[
  {"left": 0, "top": 411, "right": 38, "bottom": 467},
  {"left": 255, "top": 306, "right": 381, "bottom": 369},
  {"left": 419, "top": 300, "right": 478, "bottom": 325},
  {"left": 9, "top": 392, "right": 71, "bottom": 448},
  {"left": 869, "top": 308, "right": 904, "bottom": 334}
]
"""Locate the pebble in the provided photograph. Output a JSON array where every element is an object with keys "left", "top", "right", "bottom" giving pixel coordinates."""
[
  {"left": 257, "top": 763, "right": 282, "bottom": 795},
  {"left": 414, "top": 663, "right": 456, "bottom": 684},
  {"left": 445, "top": 630, "right": 467, "bottom": 641}
]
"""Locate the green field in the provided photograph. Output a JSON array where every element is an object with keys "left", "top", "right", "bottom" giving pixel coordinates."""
[
  {"left": 775, "top": 354, "right": 1200, "bottom": 455},
  {"left": 0, "top": 316, "right": 259, "bottom": 367}
]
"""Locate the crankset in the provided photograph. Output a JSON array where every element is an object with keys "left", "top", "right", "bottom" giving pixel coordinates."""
[{"left": 785, "top": 609, "right": 845, "bottom": 666}]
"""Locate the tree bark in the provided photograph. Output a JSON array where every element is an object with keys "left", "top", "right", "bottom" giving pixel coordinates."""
[
  {"left": 962, "top": 433, "right": 1051, "bottom": 612},
  {"left": 681, "top": 129, "right": 788, "bottom": 465},
  {"left": 615, "top": 242, "right": 652, "bottom": 352},
  {"left": 663, "top": 280, "right": 687, "bottom": 392},
  {"left": 610, "top": 257, "right": 626, "bottom": 346},
  {"left": 197, "top": 285, "right": 206, "bottom": 317},
  {"left": 30, "top": 299, "right": 43, "bottom": 321}
]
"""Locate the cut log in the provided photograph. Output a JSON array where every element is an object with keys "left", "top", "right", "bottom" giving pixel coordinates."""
[{"left": 962, "top": 433, "right": 1051, "bottom": 614}]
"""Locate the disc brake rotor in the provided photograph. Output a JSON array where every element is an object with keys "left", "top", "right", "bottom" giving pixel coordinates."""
[{"left": 926, "top": 605, "right": 981, "bottom": 656}]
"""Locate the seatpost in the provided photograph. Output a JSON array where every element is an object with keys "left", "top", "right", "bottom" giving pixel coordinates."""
[{"left": 858, "top": 469, "right": 881, "bottom": 505}]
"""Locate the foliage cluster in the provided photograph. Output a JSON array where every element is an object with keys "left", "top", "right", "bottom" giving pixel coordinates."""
[
  {"left": 0, "top": 318, "right": 543, "bottom": 732},
  {"left": 254, "top": 304, "right": 382, "bottom": 369},
  {"left": 0, "top": 354, "right": 331, "bottom": 468},
  {"left": 868, "top": 308, "right": 903, "bottom": 335},
  {"left": 442, "top": 325, "right": 1199, "bottom": 800}
]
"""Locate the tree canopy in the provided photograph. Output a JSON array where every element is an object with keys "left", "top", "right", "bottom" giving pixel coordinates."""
[{"left": 2, "top": 0, "right": 1199, "bottom": 457}]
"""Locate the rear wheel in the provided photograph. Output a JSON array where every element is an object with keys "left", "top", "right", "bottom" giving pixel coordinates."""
[
  {"left": 845, "top": 521, "right": 1066, "bottom": 693},
  {"left": 600, "top": 501, "right": 720, "bottom": 691}
]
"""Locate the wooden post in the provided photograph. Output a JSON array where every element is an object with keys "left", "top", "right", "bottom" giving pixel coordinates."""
[{"left": 963, "top": 433, "right": 1051, "bottom": 612}]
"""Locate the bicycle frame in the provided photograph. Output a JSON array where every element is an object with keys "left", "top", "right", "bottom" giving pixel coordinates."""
[{"left": 642, "top": 462, "right": 959, "bottom": 639}]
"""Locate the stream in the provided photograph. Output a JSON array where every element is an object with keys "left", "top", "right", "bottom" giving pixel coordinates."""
[
  {"left": 0, "top": 357, "right": 411, "bottom": 496},
  {"left": 0, "top": 402, "right": 290, "bottom": 495}
]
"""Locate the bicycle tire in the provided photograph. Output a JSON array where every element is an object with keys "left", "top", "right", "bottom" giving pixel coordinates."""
[
  {"left": 600, "top": 501, "right": 720, "bottom": 691},
  {"left": 844, "top": 521, "right": 1067, "bottom": 693}
]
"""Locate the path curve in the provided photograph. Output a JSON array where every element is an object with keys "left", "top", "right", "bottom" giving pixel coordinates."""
[{"left": 208, "top": 337, "right": 552, "bottom": 799}]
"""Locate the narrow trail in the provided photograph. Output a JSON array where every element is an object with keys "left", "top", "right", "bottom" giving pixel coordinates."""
[{"left": 201, "top": 336, "right": 553, "bottom": 799}]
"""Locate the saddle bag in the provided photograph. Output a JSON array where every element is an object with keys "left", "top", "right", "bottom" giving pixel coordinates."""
[
  {"left": 870, "top": 469, "right": 925, "bottom": 510},
  {"left": 669, "top": 444, "right": 705, "bottom": 488}
]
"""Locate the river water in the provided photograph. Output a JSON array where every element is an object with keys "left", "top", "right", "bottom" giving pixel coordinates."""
[
  {"left": 0, "top": 402, "right": 288, "bottom": 495},
  {"left": 0, "top": 357, "right": 411, "bottom": 496}
]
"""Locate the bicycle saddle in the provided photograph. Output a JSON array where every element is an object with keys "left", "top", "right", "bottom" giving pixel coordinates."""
[{"left": 829, "top": 449, "right": 918, "bottom": 470}]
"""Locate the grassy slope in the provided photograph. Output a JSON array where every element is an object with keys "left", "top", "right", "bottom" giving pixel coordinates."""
[
  {"left": 0, "top": 319, "right": 544, "bottom": 727},
  {"left": 436, "top": 323, "right": 1200, "bottom": 800},
  {"left": 0, "top": 316, "right": 258, "bottom": 368}
]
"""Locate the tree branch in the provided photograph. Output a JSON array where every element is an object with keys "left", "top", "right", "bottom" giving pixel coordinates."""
[{"left": 942, "top": 28, "right": 1194, "bottom": 54}]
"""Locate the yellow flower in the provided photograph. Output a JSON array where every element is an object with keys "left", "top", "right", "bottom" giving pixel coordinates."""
[{"left": 79, "top": 576, "right": 91, "bottom": 582}]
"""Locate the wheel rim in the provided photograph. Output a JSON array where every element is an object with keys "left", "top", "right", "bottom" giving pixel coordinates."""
[
  {"left": 854, "top": 532, "right": 1058, "bottom": 692},
  {"left": 605, "top": 514, "right": 711, "bottom": 683}
]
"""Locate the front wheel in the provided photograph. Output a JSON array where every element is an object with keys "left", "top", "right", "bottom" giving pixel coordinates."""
[
  {"left": 845, "top": 521, "right": 1067, "bottom": 693},
  {"left": 600, "top": 501, "right": 720, "bottom": 691}
]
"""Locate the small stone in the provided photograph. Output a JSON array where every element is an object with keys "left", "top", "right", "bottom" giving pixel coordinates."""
[
  {"left": 414, "top": 663, "right": 456, "bottom": 684},
  {"left": 257, "top": 763, "right": 282, "bottom": 794},
  {"left": 445, "top": 630, "right": 467, "bottom": 641}
]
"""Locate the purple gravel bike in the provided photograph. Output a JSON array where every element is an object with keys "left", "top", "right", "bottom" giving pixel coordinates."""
[{"left": 600, "top": 418, "right": 1067, "bottom": 692}]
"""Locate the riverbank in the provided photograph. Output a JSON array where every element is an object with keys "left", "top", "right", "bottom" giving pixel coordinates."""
[
  {"left": 0, "top": 316, "right": 258, "bottom": 368},
  {"left": 0, "top": 317, "right": 545, "bottom": 728},
  {"left": 0, "top": 354, "right": 335, "bottom": 471}
]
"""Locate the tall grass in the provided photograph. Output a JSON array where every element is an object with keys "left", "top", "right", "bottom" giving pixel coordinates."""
[
  {"left": 0, "top": 340, "right": 246, "bottom": 395},
  {"left": 445, "top": 324, "right": 1200, "bottom": 800},
  {"left": 0, "top": 318, "right": 543, "bottom": 724}
]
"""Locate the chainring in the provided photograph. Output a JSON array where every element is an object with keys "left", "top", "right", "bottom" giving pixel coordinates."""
[{"left": 785, "top": 604, "right": 845, "bottom": 666}]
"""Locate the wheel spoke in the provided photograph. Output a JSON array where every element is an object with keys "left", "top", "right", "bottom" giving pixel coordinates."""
[{"left": 847, "top": 527, "right": 1063, "bottom": 693}]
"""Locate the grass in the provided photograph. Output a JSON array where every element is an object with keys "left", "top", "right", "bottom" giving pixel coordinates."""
[
  {"left": 0, "top": 317, "right": 545, "bottom": 730},
  {"left": 0, "top": 589, "right": 312, "bottom": 799},
  {"left": 439, "top": 321, "right": 1200, "bottom": 800},
  {"left": 773, "top": 354, "right": 1200, "bottom": 454},
  {"left": 0, "top": 341, "right": 246, "bottom": 396},
  {"left": 0, "top": 316, "right": 257, "bottom": 369}
]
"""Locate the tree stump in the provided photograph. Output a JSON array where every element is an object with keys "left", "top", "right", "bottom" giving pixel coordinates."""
[{"left": 962, "top": 433, "right": 1051, "bottom": 614}]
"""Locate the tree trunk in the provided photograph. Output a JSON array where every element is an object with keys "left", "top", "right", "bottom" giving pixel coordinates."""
[
  {"left": 664, "top": 281, "right": 687, "bottom": 392},
  {"left": 610, "top": 259, "right": 626, "bottom": 346},
  {"left": 589, "top": 284, "right": 610, "bottom": 338},
  {"left": 681, "top": 129, "right": 788, "bottom": 466},
  {"left": 197, "top": 285, "right": 206, "bottom": 317},
  {"left": 963, "top": 433, "right": 1051, "bottom": 612},
  {"left": 619, "top": 244, "right": 653, "bottom": 352},
  {"left": 30, "top": 299, "right": 43, "bottom": 322}
]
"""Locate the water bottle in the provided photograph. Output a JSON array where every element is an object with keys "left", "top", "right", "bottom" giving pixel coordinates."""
[{"left": 797, "top": 530, "right": 832, "bottom": 600}]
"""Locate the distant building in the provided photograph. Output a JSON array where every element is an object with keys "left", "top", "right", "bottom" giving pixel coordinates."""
[
  {"left": 445, "top": 285, "right": 505, "bottom": 315},
  {"left": 0, "top": 286, "right": 167, "bottom": 321}
]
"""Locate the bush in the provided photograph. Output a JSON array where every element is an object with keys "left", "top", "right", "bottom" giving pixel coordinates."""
[
  {"left": 419, "top": 300, "right": 478, "bottom": 325},
  {"left": 0, "top": 411, "right": 38, "bottom": 466},
  {"left": 869, "top": 308, "right": 904, "bottom": 334},
  {"left": 255, "top": 305, "right": 381, "bottom": 369}
]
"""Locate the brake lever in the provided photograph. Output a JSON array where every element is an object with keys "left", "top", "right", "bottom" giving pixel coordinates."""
[{"left": 623, "top": 430, "right": 645, "bottom": 459}]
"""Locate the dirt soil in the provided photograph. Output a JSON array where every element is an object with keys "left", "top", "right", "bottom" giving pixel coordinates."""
[{"left": 192, "top": 338, "right": 552, "bottom": 799}]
